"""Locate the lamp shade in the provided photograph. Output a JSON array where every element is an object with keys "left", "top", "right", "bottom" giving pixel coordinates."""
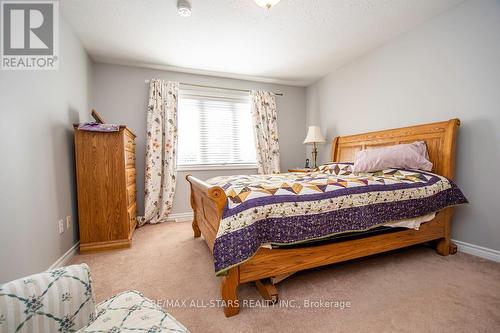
[{"left": 303, "top": 126, "right": 326, "bottom": 144}]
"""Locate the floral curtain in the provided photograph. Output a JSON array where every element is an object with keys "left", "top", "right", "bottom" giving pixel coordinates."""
[
  {"left": 251, "top": 91, "right": 281, "bottom": 174},
  {"left": 140, "top": 79, "right": 179, "bottom": 226}
]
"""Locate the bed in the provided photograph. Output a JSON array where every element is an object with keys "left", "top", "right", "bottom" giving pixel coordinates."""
[{"left": 186, "top": 118, "right": 467, "bottom": 317}]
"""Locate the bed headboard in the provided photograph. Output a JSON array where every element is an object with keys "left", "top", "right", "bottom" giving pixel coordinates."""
[{"left": 331, "top": 119, "right": 460, "bottom": 179}]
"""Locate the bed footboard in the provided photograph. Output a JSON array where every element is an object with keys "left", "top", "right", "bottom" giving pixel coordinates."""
[
  {"left": 186, "top": 175, "right": 242, "bottom": 316},
  {"left": 186, "top": 174, "right": 226, "bottom": 250}
]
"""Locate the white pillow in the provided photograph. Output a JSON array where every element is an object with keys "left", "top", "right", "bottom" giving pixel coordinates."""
[{"left": 353, "top": 141, "right": 433, "bottom": 173}]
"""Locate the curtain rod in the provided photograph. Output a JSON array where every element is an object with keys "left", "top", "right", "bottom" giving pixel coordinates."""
[{"left": 144, "top": 80, "right": 284, "bottom": 96}]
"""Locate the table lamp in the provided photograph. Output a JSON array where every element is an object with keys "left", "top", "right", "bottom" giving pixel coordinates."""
[{"left": 303, "top": 126, "right": 326, "bottom": 168}]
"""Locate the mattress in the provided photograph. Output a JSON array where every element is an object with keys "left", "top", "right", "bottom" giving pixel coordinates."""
[{"left": 206, "top": 163, "right": 468, "bottom": 276}]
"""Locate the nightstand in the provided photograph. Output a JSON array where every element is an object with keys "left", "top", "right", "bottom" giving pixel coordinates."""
[{"left": 288, "top": 168, "right": 316, "bottom": 173}]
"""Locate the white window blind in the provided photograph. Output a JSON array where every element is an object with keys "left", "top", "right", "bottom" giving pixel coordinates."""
[{"left": 177, "top": 87, "right": 257, "bottom": 169}]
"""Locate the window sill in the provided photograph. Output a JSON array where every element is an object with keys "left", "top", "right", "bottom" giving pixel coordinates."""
[{"left": 177, "top": 164, "right": 258, "bottom": 171}]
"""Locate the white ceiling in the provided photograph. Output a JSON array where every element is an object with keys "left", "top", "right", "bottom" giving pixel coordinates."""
[{"left": 61, "top": 0, "right": 463, "bottom": 86}]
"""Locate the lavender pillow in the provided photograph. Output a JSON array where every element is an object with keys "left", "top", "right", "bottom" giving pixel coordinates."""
[{"left": 353, "top": 141, "right": 432, "bottom": 173}]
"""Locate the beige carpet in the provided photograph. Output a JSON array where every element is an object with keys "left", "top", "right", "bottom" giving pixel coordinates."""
[{"left": 70, "top": 222, "right": 500, "bottom": 333}]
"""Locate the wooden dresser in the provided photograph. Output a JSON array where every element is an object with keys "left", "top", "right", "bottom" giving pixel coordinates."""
[{"left": 73, "top": 125, "right": 137, "bottom": 253}]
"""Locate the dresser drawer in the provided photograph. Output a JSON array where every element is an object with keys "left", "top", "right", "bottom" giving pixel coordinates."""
[
  {"left": 125, "top": 150, "right": 136, "bottom": 167},
  {"left": 124, "top": 133, "right": 135, "bottom": 151},
  {"left": 127, "top": 184, "right": 136, "bottom": 206},
  {"left": 125, "top": 168, "right": 136, "bottom": 186}
]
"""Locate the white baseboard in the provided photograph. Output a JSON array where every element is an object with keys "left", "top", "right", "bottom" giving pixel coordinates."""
[
  {"left": 48, "top": 242, "right": 80, "bottom": 270},
  {"left": 167, "top": 212, "right": 193, "bottom": 223},
  {"left": 452, "top": 239, "right": 500, "bottom": 263}
]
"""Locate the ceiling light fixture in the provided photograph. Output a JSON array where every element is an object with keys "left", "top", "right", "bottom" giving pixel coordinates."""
[
  {"left": 254, "top": 0, "right": 281, "bottom": 9},
  {"left": 177, "top": 0, "right": 192, "bottom": 17}
]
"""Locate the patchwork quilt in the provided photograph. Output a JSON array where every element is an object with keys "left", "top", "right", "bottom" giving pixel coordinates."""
[{"left": 206, "top": 163, "right": 468, "bottom": 276}]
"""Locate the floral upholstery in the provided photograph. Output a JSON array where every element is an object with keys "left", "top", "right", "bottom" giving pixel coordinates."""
[
  {"left": 0, "top": 264, "right": 96, "bottom": 333},
  {"left": 0, "top": 265, "right": 189, "bottom": 333},
  {"left": 79, "top": 290, "right": 188, "bottom": 333}
]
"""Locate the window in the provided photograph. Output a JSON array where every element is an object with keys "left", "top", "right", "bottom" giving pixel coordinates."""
[{"left": 177, "top": 87, "right": 257, "bottom": 170}]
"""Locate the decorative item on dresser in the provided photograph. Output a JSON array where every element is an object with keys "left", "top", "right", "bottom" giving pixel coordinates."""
[{"left": 73, "top": 123, "right": 137, "bottom": 253}]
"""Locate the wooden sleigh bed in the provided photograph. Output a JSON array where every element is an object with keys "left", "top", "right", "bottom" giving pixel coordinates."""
[{"left": 186, "top": 119, "right": 461, "bottom": 317}]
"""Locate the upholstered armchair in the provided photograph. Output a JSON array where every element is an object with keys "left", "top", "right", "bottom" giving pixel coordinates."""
[{"left": 0, "top": 264, "right": 188, "bottom": 332}]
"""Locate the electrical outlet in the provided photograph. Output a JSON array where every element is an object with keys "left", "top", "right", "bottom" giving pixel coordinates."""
[
  {"left": 58, "top": 219, "right": 64, "bottom": 234},
  {"left": 66, "top": 216, "right": 72, "bottom": 229}
]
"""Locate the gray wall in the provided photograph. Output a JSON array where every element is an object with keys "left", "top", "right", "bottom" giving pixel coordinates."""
[
  {"left": 306, "top": 0, "right": 500, "bottom": 251},
  {"left": 0, "top": 17, "right": 93, "bottom": 282},
  {"left": 91, "top": 63, "right": 307, "bottom": 215}
]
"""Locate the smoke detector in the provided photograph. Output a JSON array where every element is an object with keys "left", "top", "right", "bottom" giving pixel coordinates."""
[
  {"left": 254, "top": 0, "right": 281, "bottom": 9},
  {"left": 177, "top": 0, "right": 192, "bottom": 17}
]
